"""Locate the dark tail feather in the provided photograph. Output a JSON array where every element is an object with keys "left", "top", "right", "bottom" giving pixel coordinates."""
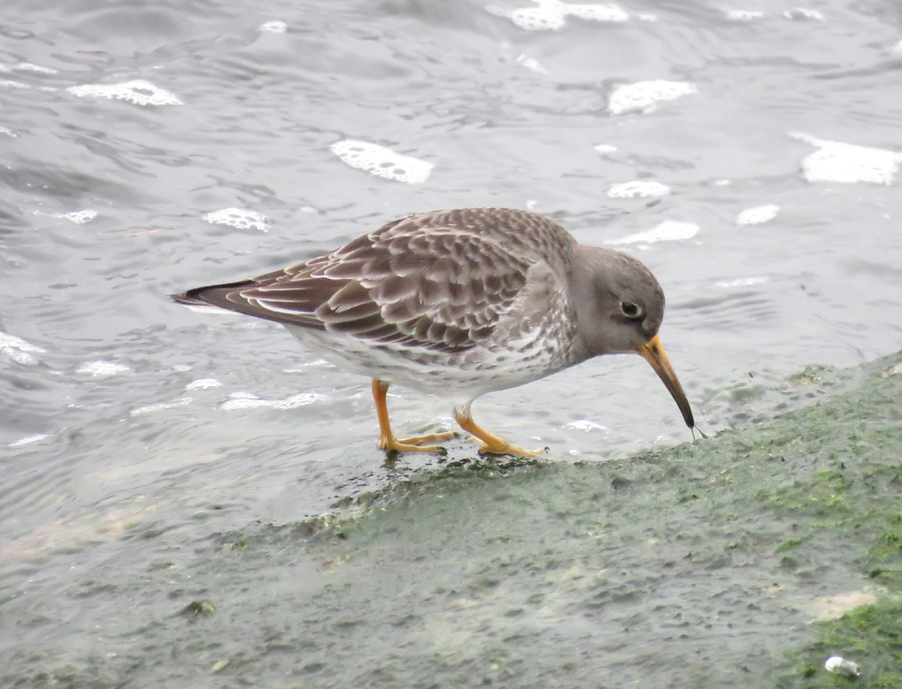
[
  {"left": 170, "top": 280, "right": 324, "bottom": 330},
  {"left": 170, "top": 280, "right": 256, "bottom": 308}
]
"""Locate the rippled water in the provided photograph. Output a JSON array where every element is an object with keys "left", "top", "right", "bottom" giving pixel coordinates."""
[{"left": 2, "top": 0, "right": 902, "bottom": 681}]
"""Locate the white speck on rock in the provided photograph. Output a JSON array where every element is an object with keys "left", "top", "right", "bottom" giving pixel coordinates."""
[{"left": 824, "top": 656, "right": 860, "bottom": 677}]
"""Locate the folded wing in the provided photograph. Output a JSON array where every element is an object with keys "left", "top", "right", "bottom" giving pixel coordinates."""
[{"left": 172, "top": 213, "right": 537, "bottom": 354}]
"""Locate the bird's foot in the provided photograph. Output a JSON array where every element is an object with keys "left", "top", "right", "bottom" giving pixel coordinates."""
[
  {"left": 378, "top": 431, "right": 457, "bottom": 454},
  {"left": 468, "top": 436, "right": 547, "bottom": 458}
]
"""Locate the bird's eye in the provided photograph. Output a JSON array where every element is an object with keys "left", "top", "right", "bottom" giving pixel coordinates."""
[{"left": 620, "top": 301, "right": 643, "bottom": 319}]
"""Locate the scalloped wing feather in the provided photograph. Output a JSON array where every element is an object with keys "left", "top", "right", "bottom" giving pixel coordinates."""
[{"left": 173, "top": 209, "right": 576, "bottom": 354}]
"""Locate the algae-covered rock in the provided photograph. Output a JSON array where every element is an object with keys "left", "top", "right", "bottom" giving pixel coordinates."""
[{"left": 3, "top": 351, "right": 902, "bottom": 688}]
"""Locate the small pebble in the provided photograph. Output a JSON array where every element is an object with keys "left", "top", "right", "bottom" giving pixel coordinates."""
[{"left": 824, "top": 655, "right": 860, "bottom": 677}]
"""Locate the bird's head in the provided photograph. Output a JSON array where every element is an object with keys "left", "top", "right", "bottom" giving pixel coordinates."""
[{"left": 571, "top": 244, "right": 694, "bottom": 429}]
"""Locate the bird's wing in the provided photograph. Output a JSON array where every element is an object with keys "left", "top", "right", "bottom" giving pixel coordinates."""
[{"left": 173, "top": 215, "right": 541, "bottom": 354}]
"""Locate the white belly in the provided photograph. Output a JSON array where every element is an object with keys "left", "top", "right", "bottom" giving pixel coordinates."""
[{"left": 284, "top": 325, "right": 569, "bottom": 406}]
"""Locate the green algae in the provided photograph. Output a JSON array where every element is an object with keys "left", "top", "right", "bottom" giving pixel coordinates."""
[
  {"left": 723, "top": 355, "right": 902, "bottom": 687},
  {"left": 779, "top": 601, "right": 902, "bottom": 688},
  {"left": 336, "top": 350, "right": 902, "bottom": 687},
  {"left": 178, "top": 599, "right": 217, "bottom": 619}
]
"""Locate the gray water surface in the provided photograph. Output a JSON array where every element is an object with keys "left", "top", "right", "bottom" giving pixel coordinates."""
[{"left": 2, "top": 0, "right": 902, "bottom": 682}]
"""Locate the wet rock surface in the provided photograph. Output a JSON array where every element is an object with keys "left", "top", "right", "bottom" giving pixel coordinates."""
[{"left": 4, "top": 350, "right": 902, "bottom": 687}]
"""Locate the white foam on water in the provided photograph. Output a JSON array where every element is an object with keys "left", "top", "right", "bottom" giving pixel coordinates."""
[
  {"left": 59, "top": 209, "right": 97, "bottom": 224},
  {"left": 1, "top": 80, "right": 28, "bottom": 89},
  {"left": 9, "top": 434, "right": 50, "bottom": 448},
  {"left": 716, "top": 277, "right": 767, "bottom": 288},
  {"left": 564, "top": 2, "right": 629, "bottom": 22},
  {"left": 499, "top": 4, "right": 566, "bottom": 30},
  {"left": 130, "top": 397, "right": 193, "bottom": 416},
  {"left": 608, "top": 80, "right": 697, "bottom": 114},
  {"left": 487, "top": 0, "right": 627, "bottom": 32},
  {"left": 0, "top": 125, "right": 15, "bottom": 137},
  {"left": 736, "top": 204, "right": 779, "bottom": 225},
  {"left": 77, "top": 361, "right": 132, "bottom": 378},
  {"left": 892, "top": 39, "right": 902, "bottom": 53},
  {"left": 330, "top": 140, "right": 434, "bottom": 185},
  {"left": 516, "top": 54, "right": 549, "bottom": 74},
  {"left": 220, "top": 391, "right": 326, "bottom": 411},
  {"left": 713, "top": 179, "right": 732, "bottom": 186},
  {"left": 67, "top": 80, "right": 183, "bottom": 106},
  {"left": 204, "top": 208, "right": 268, "bottom": 231},
  {"left": 565, "top": 419, "right": 607, "bottom": 431},
  {"left": 13, "top": 62, "right": 58, "bottom": 74},
  {"left": 259, "top": 20, "right": 288, "bottom": 33},
  {"left": 594, "top": 144, "right": 617, "bottom": 153},
  {"left": 0, "top": 332, "right": 45, "bottom": 365},
  {"left": 185, "top": 378, "right": 223, "bottom": 391},
  {"left": 726, "top": 10, "right": 764, "bottom": 20},
  {"left": 784, "top": 8, "right": 824, "bottom": 20},
  {"left": 283, "top": 359, "right": 332, "bottom": 372},
  {"left": 607, "top": 180, "right": 670, "bottom": 198},
  {"left": 791, "top": 132, "right": 902, "bottom": 185},
  {"left": 637, "top": 13, "right": 657, "bottom": 21},
  {"left": 606, "top": 220, "right": 699, "bottom": 245}
]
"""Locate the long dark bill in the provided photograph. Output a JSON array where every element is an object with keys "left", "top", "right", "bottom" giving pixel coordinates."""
[{"left": 636, "top": 334, "right": 695, "bottom": 429}]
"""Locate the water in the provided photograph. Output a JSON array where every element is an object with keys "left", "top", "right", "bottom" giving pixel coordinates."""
[{"left": 1, "top": 0, "right": 901, "bottom": 683}]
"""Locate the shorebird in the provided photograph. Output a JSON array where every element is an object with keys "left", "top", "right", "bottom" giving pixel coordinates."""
[{"left": 173, "top": 208, "right": 694, "bottom": 456}]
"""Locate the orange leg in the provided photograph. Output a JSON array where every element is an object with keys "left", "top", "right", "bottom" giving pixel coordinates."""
[
  {"left": 372, "top": 379, "right": 456, "bottom": 453},
  {"left": 452, "top": 404, "right": 546, "bottom": 458}
]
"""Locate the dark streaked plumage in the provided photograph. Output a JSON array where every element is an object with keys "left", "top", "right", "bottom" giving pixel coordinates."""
[{"left": 173, "top": 208, "right": 694, "bottom": 456}]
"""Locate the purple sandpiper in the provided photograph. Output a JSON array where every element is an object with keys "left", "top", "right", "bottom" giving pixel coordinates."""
[{"left": 173, "top": 208, "right": 694, "bottom": 456}]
